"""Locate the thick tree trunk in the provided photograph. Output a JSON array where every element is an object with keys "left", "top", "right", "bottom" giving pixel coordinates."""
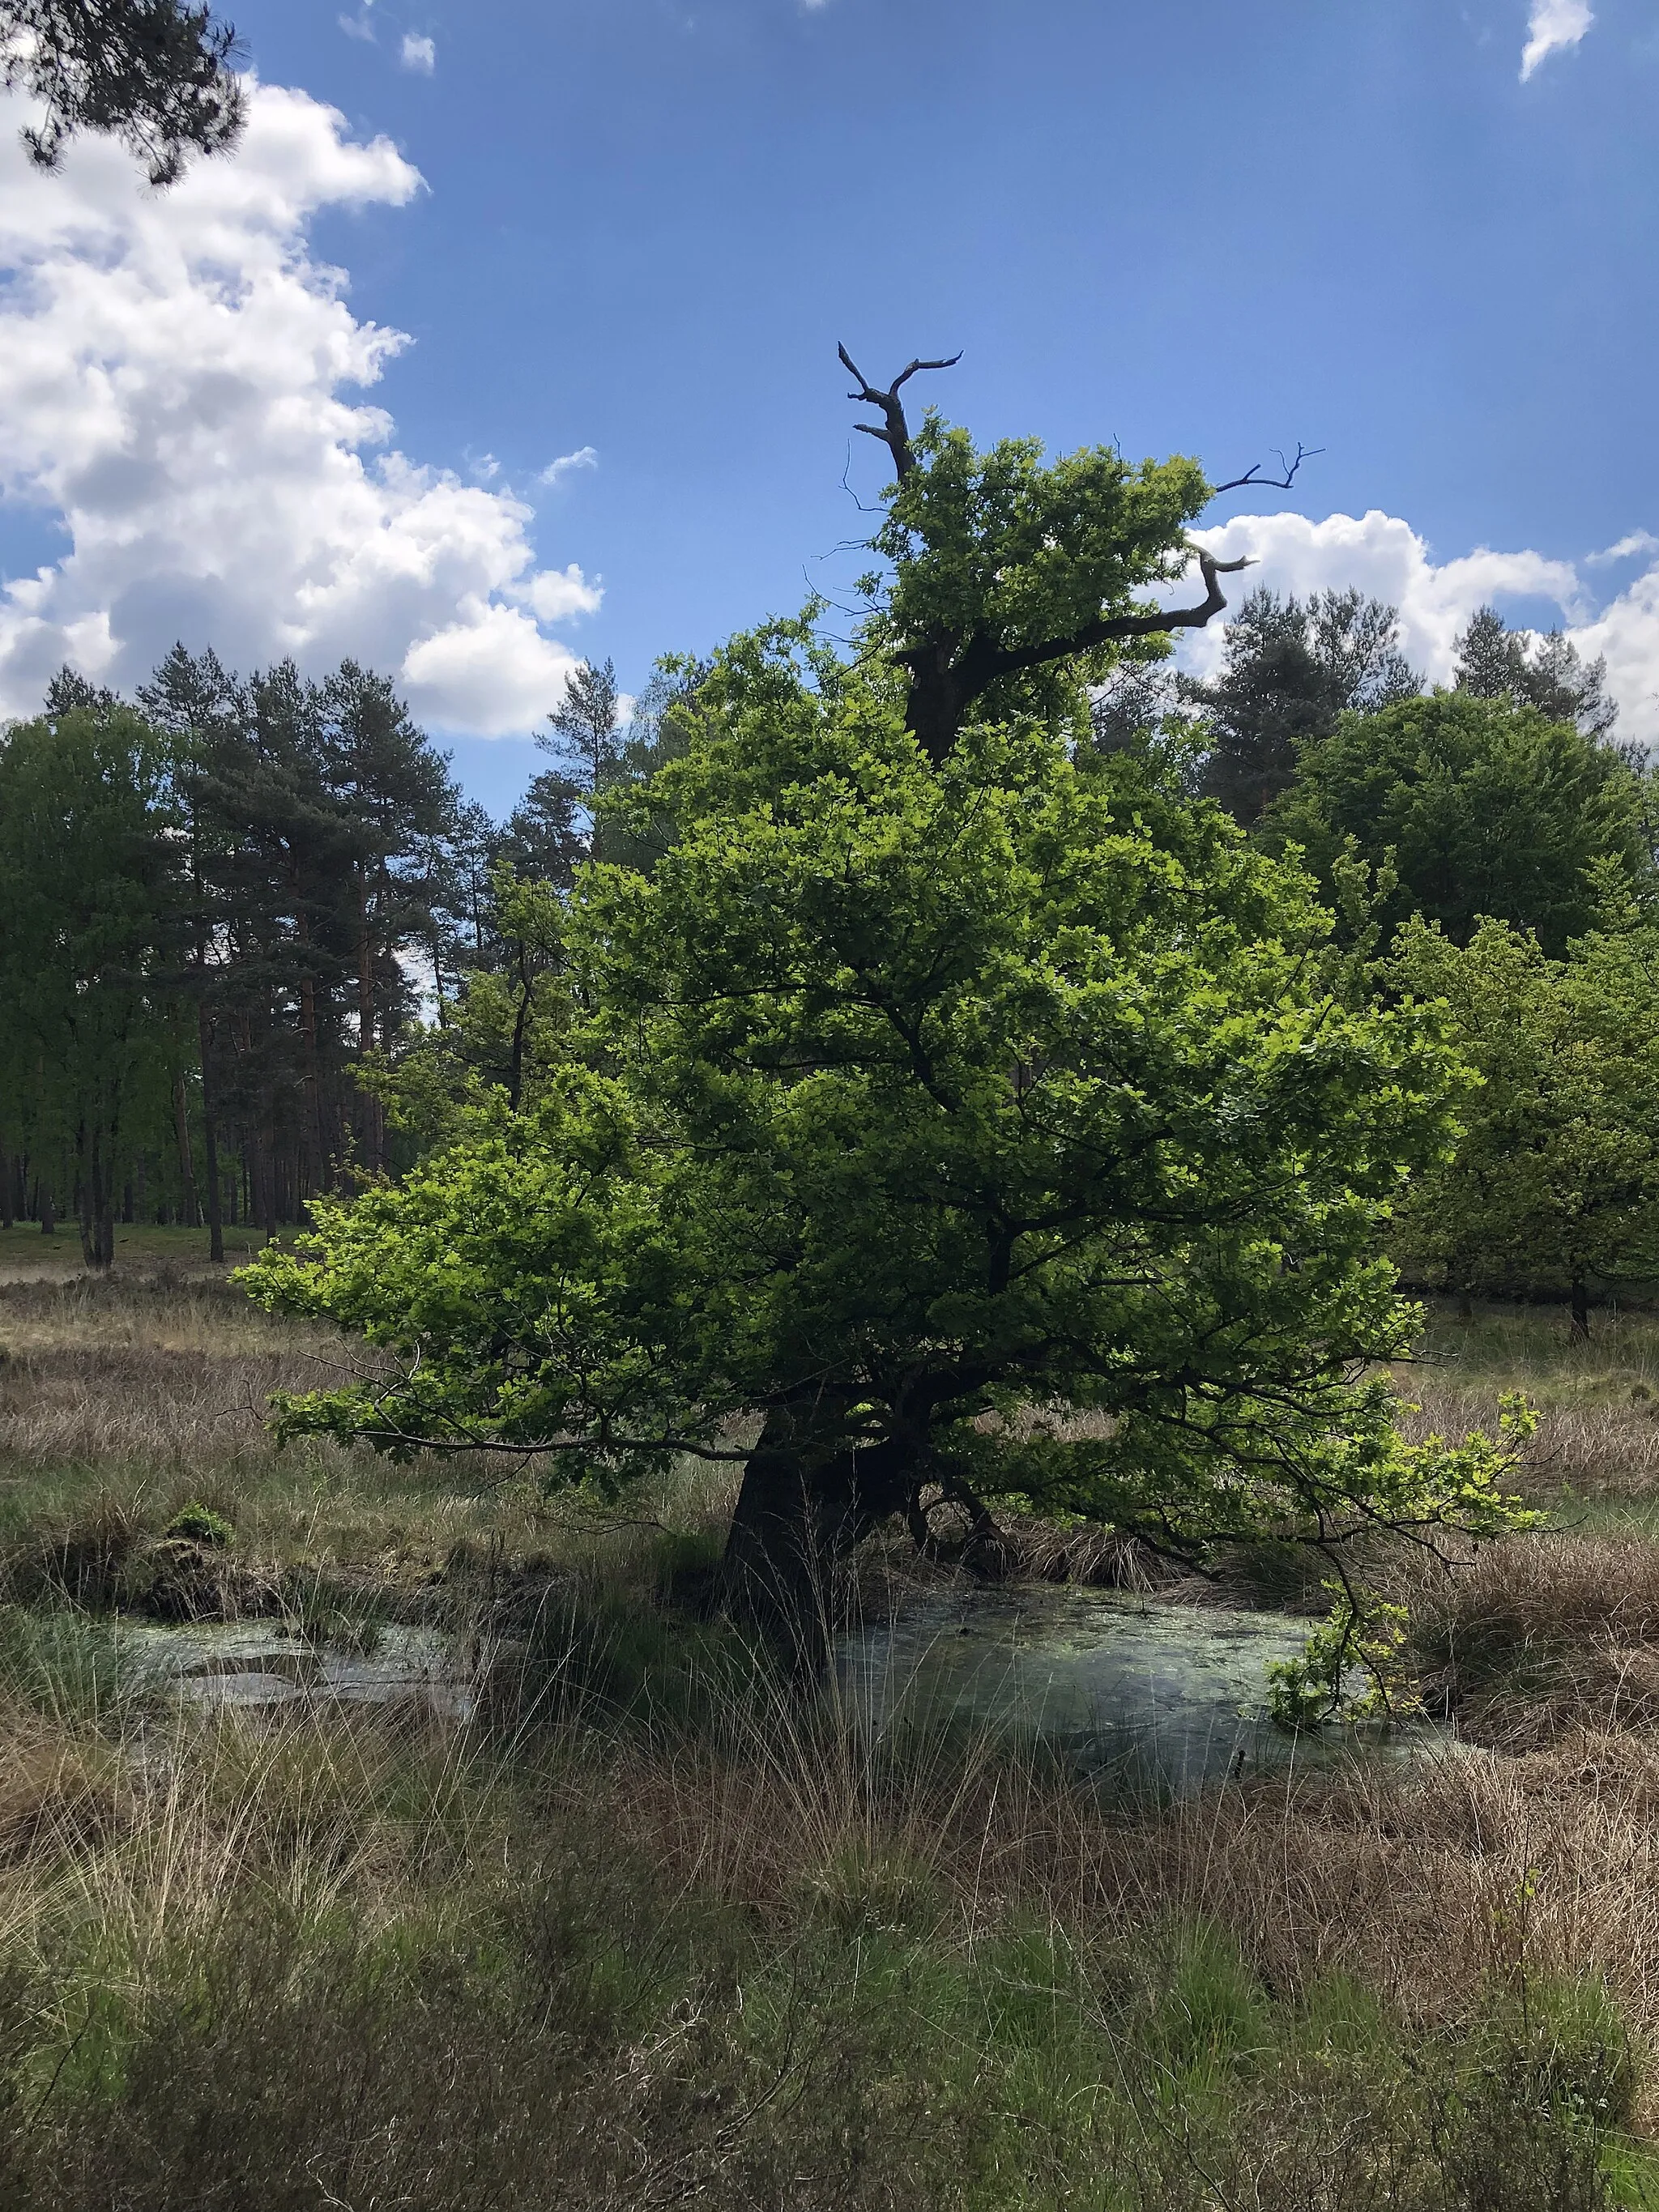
[
  {"left": 719, "top": 1403, "right": 908, "bottom": 1673},
  {"left": 76, "top": 1124, "right": 115, "bottom": 1270}
]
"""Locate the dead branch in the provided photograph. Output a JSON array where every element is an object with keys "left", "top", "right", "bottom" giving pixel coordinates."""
[
  {"left": 1209, "top": 442, "right": 1323, "bottom": 497},
  {"left": 838, "top": 342, "right": 963, "bottom": 479}
]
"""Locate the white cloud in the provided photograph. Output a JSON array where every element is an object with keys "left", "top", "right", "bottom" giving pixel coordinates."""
[
  {"left": 1521, "top": 0, "right": 1593, "bottom": 80},
  {"left": 1180, "top": 509, "right": 1659, "bottom": 744},
  {"left": 539, "top": 445, "right": 599, "bottom": 486},
  {"left": 339, "top": 8, "right": 375, "bottom": 42},
  {"left": 1584, "top": 531, "right": 1659, "bottom": 567},
  {"left": 0, "top": 79, "right": 595, "bottom": 737},
  {"left": 400, "top": 32, "right": 436, "bottom": 73}
]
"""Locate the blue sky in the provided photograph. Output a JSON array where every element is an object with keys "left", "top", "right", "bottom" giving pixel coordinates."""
[{"left": 0, "top": 0, "right": 1653, "bottom": 816}]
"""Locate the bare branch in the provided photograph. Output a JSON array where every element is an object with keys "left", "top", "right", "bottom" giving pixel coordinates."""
[
  {"left": 838, "top": 342, "right": 962, "bottom": 479},
  {"left": 1209, "top": 442, "right": 1324, "bottom": 498}
]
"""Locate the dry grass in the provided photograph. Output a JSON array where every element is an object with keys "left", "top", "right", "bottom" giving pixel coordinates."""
[
  {"left": 547, "top": 1666, "right": 1659, "bottom": 2059},
  {"left": 0, "top": 1268, "right": 1652, "bottom": 2200},
  {"left": 0, "top": 1262, "right": 747, "bottom": 1622},
  {"left": 1396, "top": 1301, "right": 1659, "bottom": 1505}
]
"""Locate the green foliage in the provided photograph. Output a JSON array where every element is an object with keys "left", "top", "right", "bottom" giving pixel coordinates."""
[
  {"left": 1188, "top": 586, "right": 1421, "bottom": 825},
  {"left": 874, "top": 417, "right": 1209, "bottom": 673},
  {"left": 1268, "top": 1588, "right": 1421, "bottom": 1728},
  {"left": 1390, "top": 913, "right": 1659, "bottom": 1317},
  {"left": 2, "top": 0, "right": 244, "bottom": 186},
  {"left": 0, "top": 704, "right": 184, "bottom": 1264},
  {"left": 247, "top": 596, "right": 1529, "bottom": 1571},
  {"left": 162, "top": 1502, "right": 233, "bottom": 1549},
  {"left": 1455, "top": 604, "right": 1618, "bottom": 742},
  {"left": 1269, "top": 690, "right": 1650, "bottom": 955}
]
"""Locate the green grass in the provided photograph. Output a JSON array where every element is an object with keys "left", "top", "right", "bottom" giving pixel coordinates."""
[{"left": 0, "top": 1221, "right": 271, "bottom": 1277}]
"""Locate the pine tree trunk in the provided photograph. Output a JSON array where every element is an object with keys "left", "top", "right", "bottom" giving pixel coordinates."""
[
  {"left": 258, "top": 1131, "right": 277, "bottom": 1240},
  {"left": 173, "top": 1072, "right": 200, "bottom": 1227},
  {"left": 357, "top": 865, "right": 380, "bottom": 1175}
]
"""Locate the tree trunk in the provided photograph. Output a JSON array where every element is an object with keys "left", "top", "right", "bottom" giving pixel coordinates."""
[
  {"left": 258, "top": 1131, "right": 277, "bottom": 1240},
  {"left": 719, "top": 1403, "right": 908, "bottom": 1673},
  {"left": 76, "top": 1124, "right": 115, "bottom": 1270},
  {"left": 356, "top": 864, "right": 382, "bottom": 1176},
  {"left": 196, "top": 1005, "right": 224, "bottom": 1261},
  {"left": 1571, "top": 1276, "right": 1591, "bottom": 1343},
  {"left": 173, "top": 1072, "right": 200, "bottom": 1228}
]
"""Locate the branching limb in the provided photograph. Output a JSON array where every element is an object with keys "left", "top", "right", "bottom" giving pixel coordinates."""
[
  {"left": 902, "top": 548, "right": 1255, "bottom": 758},
  {"left": 838, "top": 343, "right": 962, "bottom": 479},
  {"left": 1209, "top": 442, "right": 1323, "bottom": 497}
]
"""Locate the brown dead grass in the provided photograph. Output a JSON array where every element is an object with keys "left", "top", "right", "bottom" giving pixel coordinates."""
[
  {"left": 548, "top": 1695, "right": 1659, "bottom": 2080},
  {"left": 0, "top": 1271, "right": 360, "bottom": 1477},
  {"left": 6, "top": 1270, "right": 1659, "bottom": 2126}
]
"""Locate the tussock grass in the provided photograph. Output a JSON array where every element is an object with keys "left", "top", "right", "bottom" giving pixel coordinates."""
[
  {"left": 0, "top": 1267, "right": 1653, "bottom": 2200},
  {"left": 0, "top": 1643, "right": 1644, "bottom": 2209}
]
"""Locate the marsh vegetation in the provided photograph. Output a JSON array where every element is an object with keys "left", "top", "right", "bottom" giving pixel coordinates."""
[{"left": 0, "top": 1233, "right": 1652, "bottom": 2207}]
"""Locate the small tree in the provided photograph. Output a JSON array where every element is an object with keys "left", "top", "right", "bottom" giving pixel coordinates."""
[
  {"left": 1391, "top": 913, "right": 1659, "bottom": 1336},
  {"left": 1269, "top": 690, "right": 1649, "bottom": 955},
  {"left": 246, "top": 363, "right": 1528, "bottom": 1663}
]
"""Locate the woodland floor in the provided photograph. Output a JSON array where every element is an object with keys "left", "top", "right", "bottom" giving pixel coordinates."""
[{"left": 0, "top": 1223, "right": 1656, "bottom": 2207}]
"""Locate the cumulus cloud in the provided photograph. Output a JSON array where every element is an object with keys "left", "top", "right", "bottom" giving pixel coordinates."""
[
  {"left": 400, "top": 33, "right": 436, "bottom": 73},
  {"left": 0, "top": 79, "right": 595, "bottom": 737},
  {"left": 1179, "top": 509, "right": 1659, "bottom": 744},
  {"left": 1521, "top": 0, "right": 1593, "bottom": 80}
]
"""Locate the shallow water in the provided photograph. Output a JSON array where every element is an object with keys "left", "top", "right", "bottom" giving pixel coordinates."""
[
  {"left": 110, "top": 1586, "right": 1450, "bottom": 1792},
  {"left": 837, "top": 1585, "right": 1446, "bottom": 1796},
  {"left": 116, "top": 1621, "right": 472, "bottom": 1720}
]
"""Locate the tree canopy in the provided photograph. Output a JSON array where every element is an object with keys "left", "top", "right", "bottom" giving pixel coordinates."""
[
  {"left": 1391, "top": 908, "right": 1659, "bottom": 1336},
  {"left": 1454, "top": 605, "right": 1618, "bottom": 742},
  {"left": 242, "top": 374, "right": 1529, "bottom": 1658},
  {"left": 1267, "top": 689, "right": 1651, "bottom": 955},
  {"left": 0, "top": 700, "right": 181, "bottom": 1264},
  {"left": 1188, "top": 587, "right": 1422, "bottom": 824}
]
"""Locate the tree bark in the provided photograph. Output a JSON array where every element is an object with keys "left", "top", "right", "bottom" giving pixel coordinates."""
[
  {"left": 198, "top": 1005, "right": 224, "bottom": 1262},
  {"left": 173, "top": 1071, "right": 200, "bottom": 1227},
  {"left": 719, "top": 1402, "right": 909, "bottom": 1673},
  {"left": 76, "top": 1122, "right": 115, "bottom": 1269}
]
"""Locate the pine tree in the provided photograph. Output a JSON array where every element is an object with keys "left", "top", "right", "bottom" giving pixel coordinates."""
[
  {"left": 2, "top": 0, "right": 243, "bottom": 185},
  {"left": 1453, "top": 606, "right": 1618, "bottom": 740},
  {"left": 1187, "top": 588, "right": 1421, "bottom": 824}
]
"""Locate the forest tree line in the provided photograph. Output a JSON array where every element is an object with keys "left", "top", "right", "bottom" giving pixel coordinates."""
[
  {"left": 0, "top": 644, "right": 690, "bottom": 1266},
  {"left": 2, "top": 594, "right": 1656, "bottom": 1319}
]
